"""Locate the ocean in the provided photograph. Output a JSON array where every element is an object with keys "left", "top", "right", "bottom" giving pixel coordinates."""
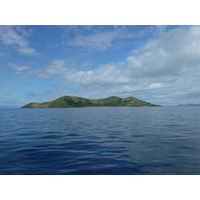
[{"left": 0, "top": 106, "right": 200, "bottom": 175}]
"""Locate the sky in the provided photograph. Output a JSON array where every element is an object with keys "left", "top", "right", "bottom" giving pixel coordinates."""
[{"left": 1, "top": 25, "right": 200, "bottom": 106}]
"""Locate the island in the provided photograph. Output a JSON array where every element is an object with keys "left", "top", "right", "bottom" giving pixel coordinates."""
[{"left": 21, "top": 96, "right": 162, "bottom": 108}]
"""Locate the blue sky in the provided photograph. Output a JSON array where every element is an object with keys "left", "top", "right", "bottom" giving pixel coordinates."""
[{"left": 1, "top": 25, "right": 200, "bottom": 106}]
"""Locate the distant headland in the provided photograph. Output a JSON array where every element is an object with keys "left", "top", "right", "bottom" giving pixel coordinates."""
[{"left": 21, "top": 96, "right": 162, "bottom": 108}]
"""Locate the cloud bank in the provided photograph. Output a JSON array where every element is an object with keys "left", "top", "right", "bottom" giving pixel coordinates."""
[{"left": 0, "top": 25, "right": 39, "bottom": 56}]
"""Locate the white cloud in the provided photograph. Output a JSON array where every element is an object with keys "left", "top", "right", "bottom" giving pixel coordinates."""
[
  {"left": 41, "top": 59, "right": 130, "bottom": 89},
  {"left": 126, "top": 26, "right": 200, "bottom": 81},
  {"left": 66, "top": 26, "right": 135, "bottom": 51},
  {"left": 0, "top": 25, "right": 39, "bottom": 56},
  {"left": 149, "top": 83, "right": 162, "bottom": 89},
  {"left": 7, "top": 63, "right": 30, "bottom": 71},
  {"left": 18, "top": 47, "right": 38, "bottom": 56},
  {"left": 45, "top": 59, "right": 67, "bottom": 75},
  {"left": 28, "top": 70, "right": 50, "bottom": 79}
]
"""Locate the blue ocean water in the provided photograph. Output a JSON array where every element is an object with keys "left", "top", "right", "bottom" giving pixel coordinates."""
[{"left": 0, "top": 106, "right": 200, "bottom": 175}]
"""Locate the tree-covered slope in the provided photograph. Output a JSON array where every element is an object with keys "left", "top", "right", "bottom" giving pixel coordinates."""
[{"left": 22, "top": 96, "right": 161, "bottom": 108}]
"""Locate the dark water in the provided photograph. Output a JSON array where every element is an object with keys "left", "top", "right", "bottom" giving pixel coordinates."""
[{"left": 1, "top": 106, "right": 200, "bottom": 175}]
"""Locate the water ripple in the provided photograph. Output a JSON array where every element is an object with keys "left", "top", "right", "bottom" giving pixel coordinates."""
[{"left": 1, "top": 107, "right": 200, "bottom": 174}]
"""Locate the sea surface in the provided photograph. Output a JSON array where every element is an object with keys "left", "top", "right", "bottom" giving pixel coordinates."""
[{"left": 0, "top": 106, "right": 200, "bottom": 175}]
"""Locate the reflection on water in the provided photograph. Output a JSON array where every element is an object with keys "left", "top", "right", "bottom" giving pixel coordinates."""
[{"left": 1, "top": 106, "right": 200, "bottom": 174}]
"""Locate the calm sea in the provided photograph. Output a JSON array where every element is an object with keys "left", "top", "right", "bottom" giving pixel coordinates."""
[{"left": 0, "top": 106, "right": 200, "bottom": 175}]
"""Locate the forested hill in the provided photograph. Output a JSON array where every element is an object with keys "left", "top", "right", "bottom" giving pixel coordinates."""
[{"left": 21, "top": 96, "right": 161, "bottom": 108}]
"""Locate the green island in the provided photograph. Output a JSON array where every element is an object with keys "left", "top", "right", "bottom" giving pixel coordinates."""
[{"left": 22, "top": 96, "right": 161, "bottom": 108}]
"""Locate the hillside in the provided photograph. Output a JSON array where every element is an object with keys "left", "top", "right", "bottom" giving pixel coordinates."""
[{"left": 21, "top": 96, "right": 161, "bottom": 108}]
